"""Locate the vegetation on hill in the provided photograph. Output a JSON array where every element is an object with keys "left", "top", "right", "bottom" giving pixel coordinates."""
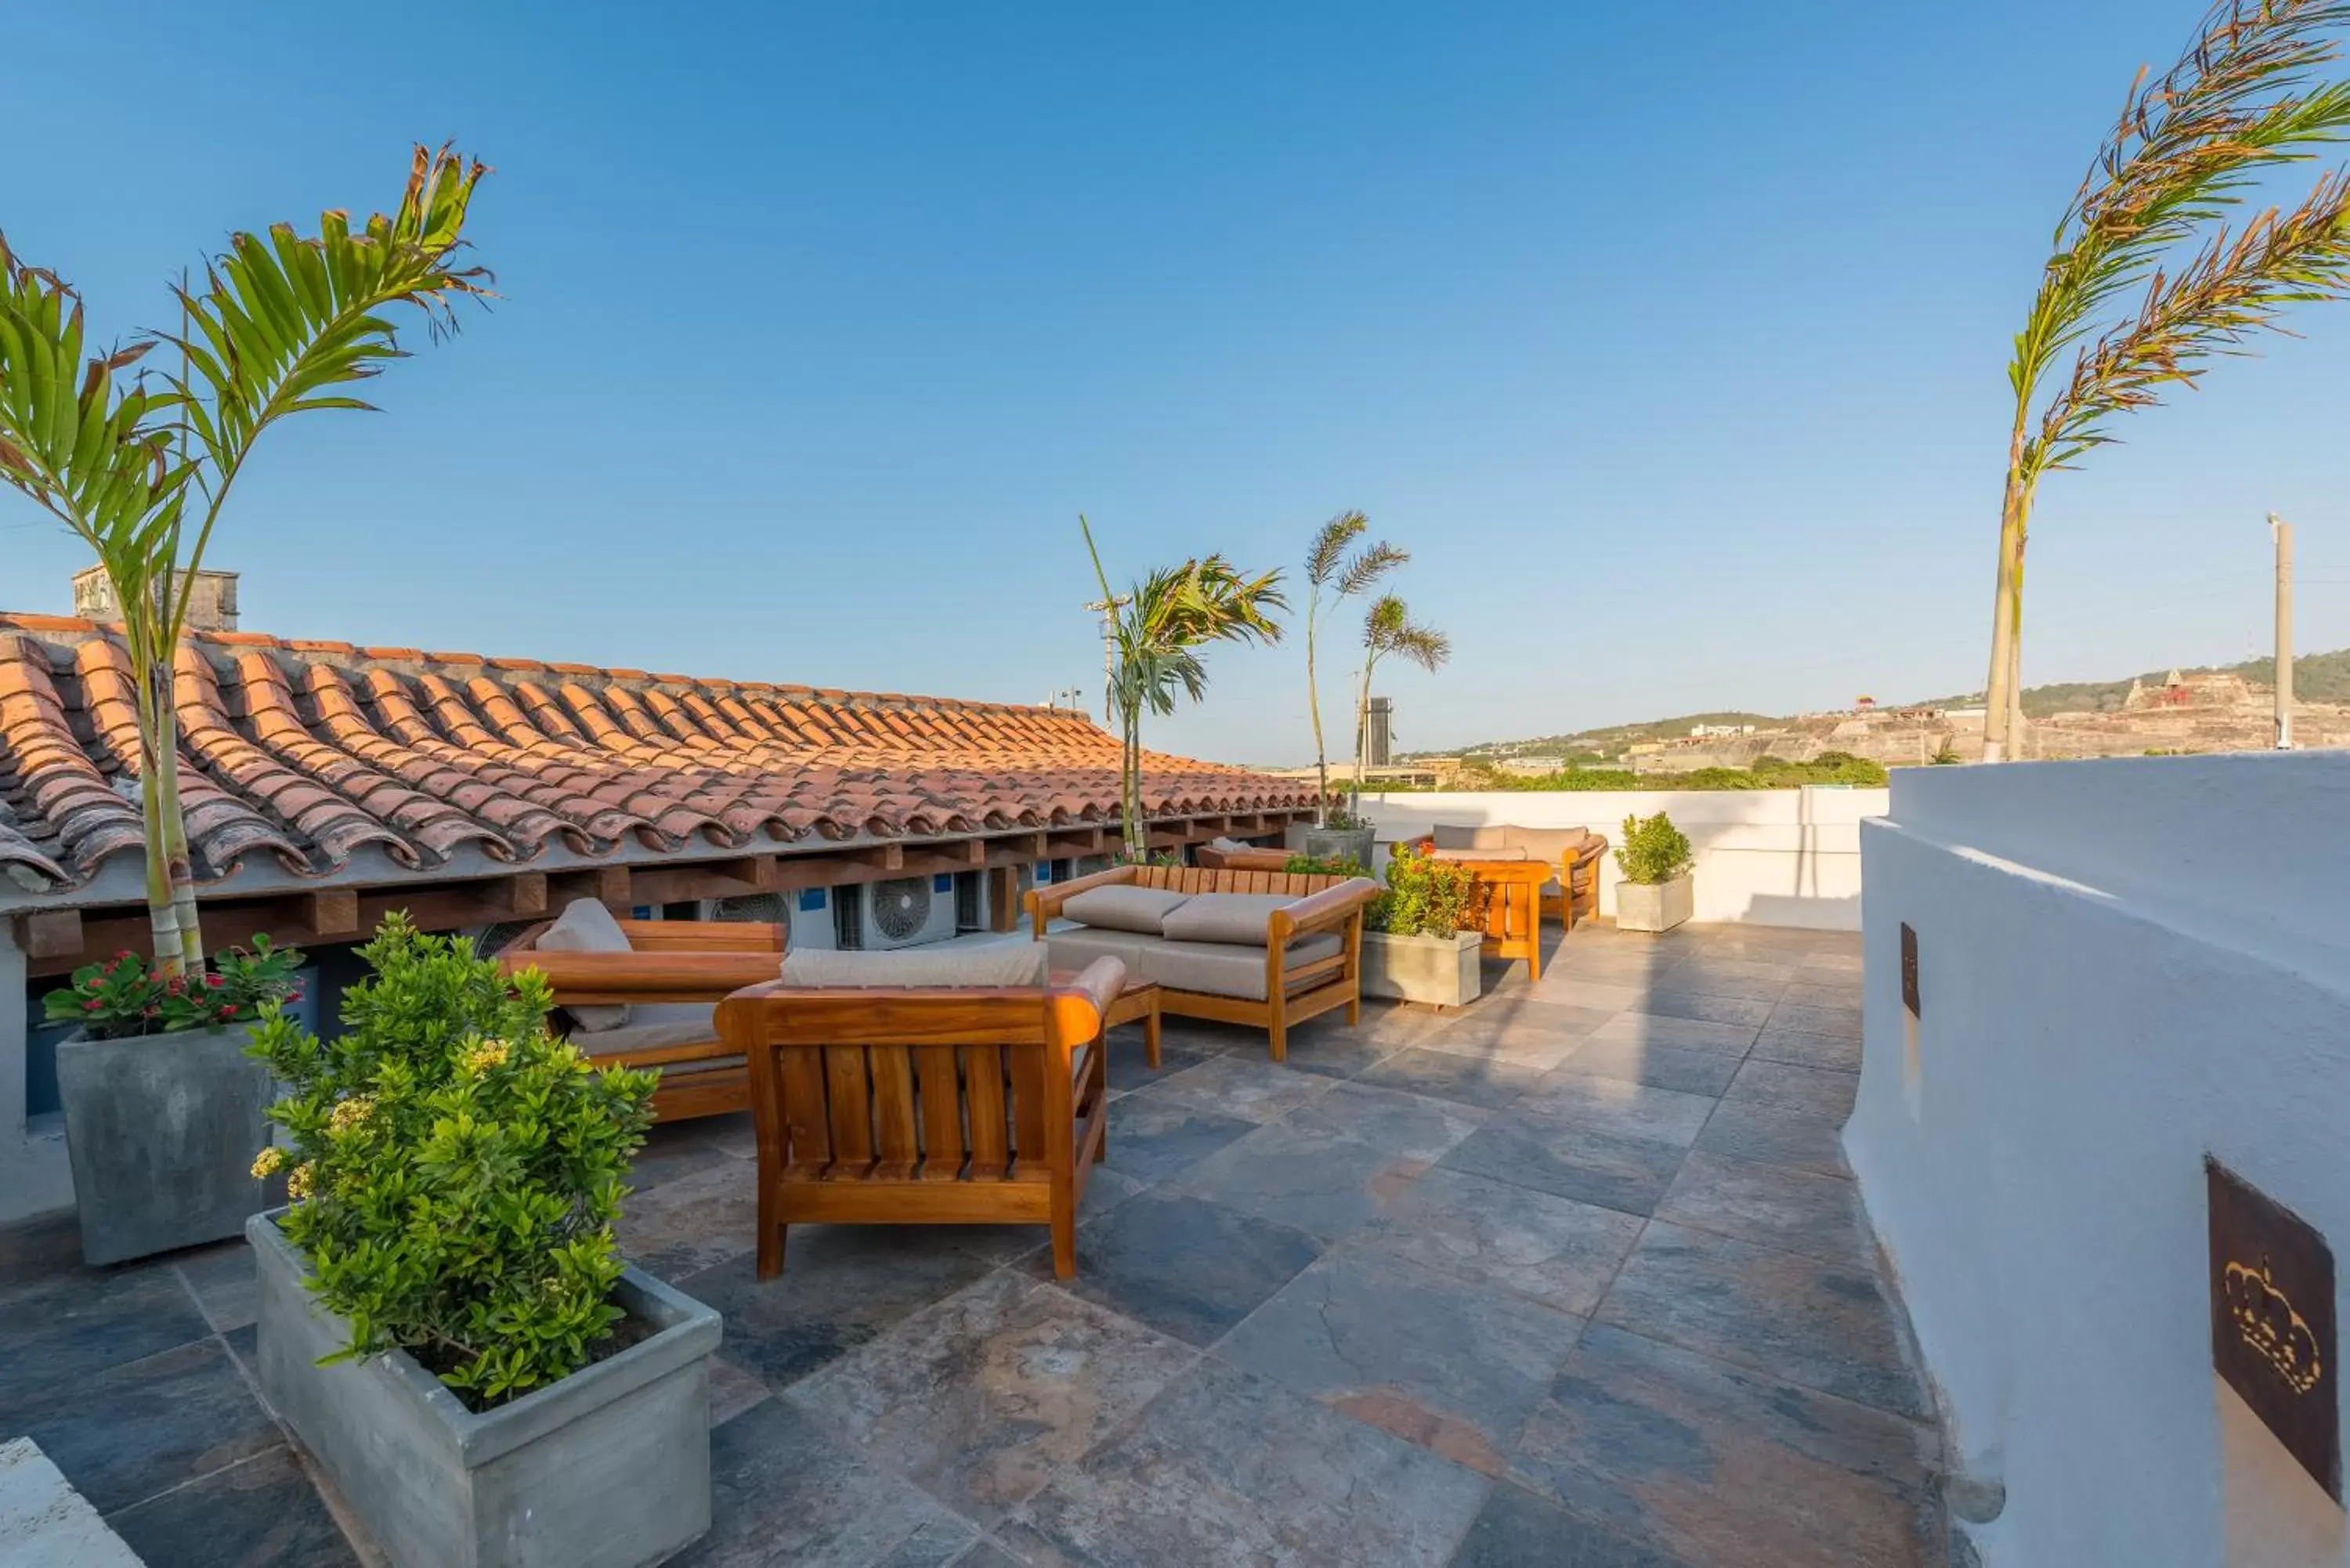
[
  {"left": 1426, "top": 712, "right": 1781, "bottom": 761},
  {"left": 1391, "top": 753, "right": 1889, "bottom": 793},
  {"left": 1919, "top": 648, "right": 2350, "bottom": 717}
]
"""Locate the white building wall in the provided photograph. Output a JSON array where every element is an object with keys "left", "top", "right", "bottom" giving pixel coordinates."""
[
  {"left": 1348, "top": 786, "right": 1884, "bottom": 930},
  {"left": 1847, "top": 754, "right": 2350, "bottom": 1566},
  {"left": 0, "top": 923, "right": 72, "bottom": 1225}
]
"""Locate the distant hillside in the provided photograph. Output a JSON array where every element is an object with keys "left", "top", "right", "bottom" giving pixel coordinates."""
[
  {"left": 1918, "top": 647, "right": 2350, "bottom": 717},
  {"left": 1424, "top": 649, "right": 2350, "bottom": 757}
]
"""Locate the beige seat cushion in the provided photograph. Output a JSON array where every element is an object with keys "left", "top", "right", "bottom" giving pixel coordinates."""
[
  {"left": 1426, "top": 845, "right": 1530, "bottom": 862},
  {"left": 1139, "top": 934, "right": 1343, "bottom": 1001},
  {"left": 1158, "top": 893, "right": 1296, "bottom": 947},
  {"left": 781, "top": 945, "right": 1048, "bottom": 989},
  {"left": 569, "top": 1001, "right": 718, "bottom": 1060},
  {"left": 1045, "top": 928, "right": 1158, "bottom": 976},
  {"left": 1061, "top": 885, "right": 1193, "bottom": 936},
  {"left": 537, "top": 898, "right": 633, "bottom": 1031},
  {"left": 1432, "top": 822, "right": 1508, "bottom": 851}
]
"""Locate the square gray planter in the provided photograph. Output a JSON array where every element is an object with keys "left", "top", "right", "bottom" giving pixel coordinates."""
[
  {"left": 56, "top": 1022, "right": 273, "bottom": 1266},
  {"left": 1615, "top": 873, "right": 1694, "bottom": 934},
  {"left": 1361, "top": 930, "right": 1484, "bottom": 1007},
  {"left": 249, "top": 1213, "right": 721, "bottom": 1568}
]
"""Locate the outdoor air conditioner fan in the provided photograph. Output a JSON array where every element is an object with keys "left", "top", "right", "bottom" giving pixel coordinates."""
[
  {"left": 869, "top": 876, "right": 934, "bottom": 944},
  {"left": 702, "top": 893, "right": 791, "bottom": 926}
]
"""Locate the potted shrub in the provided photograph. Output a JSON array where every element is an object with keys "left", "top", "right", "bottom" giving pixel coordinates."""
[
  {"left": 244, "top": 916, "right": 719, "bottom": 1568},
  {"left": 1357, "top": 845, "right": 1484, "bottom": 1007},
  {"left": 1301, "top": 805, "right": 1376, "bottom": 869},
  {"left": 48, "top": 937, "right": 302, "bottom": 1265},
  {"left": 1614, "top": 811, "right": 1695, "bottom": 933}
]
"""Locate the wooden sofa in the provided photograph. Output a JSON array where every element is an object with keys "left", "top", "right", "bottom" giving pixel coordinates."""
[
  {"left": 1195, "top": 842, "right": 1292, "bottom": 873},
  {"left": 497, "top": 909, "right": 785, "bottom": 1122},
  {"left": 1027, "top": 865, "right": 1383, "bottom": 1060},
  {"left": 714, "top": 956, "right": 1122, "bottom": 1279}
]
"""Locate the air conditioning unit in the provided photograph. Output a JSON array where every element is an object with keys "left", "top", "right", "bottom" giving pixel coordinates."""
[
  {"left": 833, "top": 875, "right": 960, "bottom": 950},
  {"left": 697, "top": 892, "right": 792, "bottom": 927}
]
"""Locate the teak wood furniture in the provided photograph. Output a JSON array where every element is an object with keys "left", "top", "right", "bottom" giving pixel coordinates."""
[
  {"left": 1090, "top": 974, "right": 1165, "bottom": 1068},
  {"left": 1195, "top": 843, "right": 1292, "bottom": 873},
  {"left": 714, "top": 957, "right": 1123, "bottom": 1280},
  {"left": 1027, "top": 865, "right": 1382, "bottom": 1061},
  {"left": 1441, "top": 857, "right": 1551, "bottom": 981},
  {"left": 497, "top": 916, "right": 784, "bottom": 1122},
  {"left": 1416, "top": 826, "right": 1609, "bottom": 934}
]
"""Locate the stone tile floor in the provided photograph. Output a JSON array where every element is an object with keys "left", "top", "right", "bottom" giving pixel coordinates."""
[{"left": 0, "top": 921, "right": 1947, "bottom": 1567}]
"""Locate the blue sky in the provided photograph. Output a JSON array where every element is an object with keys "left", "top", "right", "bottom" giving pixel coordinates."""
[{"left": 7, "top": 2, "right": 2350, "bottom": 763}]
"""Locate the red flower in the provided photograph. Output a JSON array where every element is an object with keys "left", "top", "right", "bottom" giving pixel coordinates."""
[
  {"left": 84, "top": 998, "right": 103, "bottom": 1012},
  {"left": 203, "top": 974, "right": 224, "bottom": 988},
  {"left": 217, "top": 1005, "right": 235, "bottom": 1019},
  {"left": 286, "top": 988, "right": 305, "bottom": 1003},
  {"left": 143, "top": 1006, "right": 160, "bottom": 1017}
]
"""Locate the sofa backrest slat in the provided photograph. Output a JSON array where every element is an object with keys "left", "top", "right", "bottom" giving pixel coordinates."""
[
  {"left": 965, "top": 1045, "right": 1010, "bottom": 1178},
  {"left": 917, "top": 1045, "right": 964, "bottom": 1178},
  {"left": 869, "top": 1046, "right": 920, "bottom": 1180},
  {"left": 824, "top": 1046, "right": 877, "bottom": 1177}
]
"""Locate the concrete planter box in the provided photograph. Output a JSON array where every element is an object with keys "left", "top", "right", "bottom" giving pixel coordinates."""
[
  {"left": 248, "top": 1213, "right": 721, "bottom": 1568},
  {"left": 1616, "top": 873, "right": 1694, "bottom": 934},
  {"left": 1361, "top": 929, "right": 1484, "bottom": 1007},
  {"left": 1301, "top": 825, "right": 1375, "bottom": 868},
  {"left": 56, "top": 1023, "right": 273, "bottom": 1266}
]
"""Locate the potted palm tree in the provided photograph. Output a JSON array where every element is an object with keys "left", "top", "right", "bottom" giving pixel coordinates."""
[
  {"left": 1079, "top": 516, "right": 1286, "bottom": 862},
  {"left": 1347, "top": 594, "right": 1450, "bottom": 826},
  {"left": 247, "top": 917, "right": 719, "bottom": 1568},
  {"left": 1301, "top": 512, "right": 1404, "bottom": 865},
  {"left": 45, "top": 940, "right": 302, "bottom": 1264},
  {"left": 0, "top": 146, "right": 489, "bottom": 1263}
]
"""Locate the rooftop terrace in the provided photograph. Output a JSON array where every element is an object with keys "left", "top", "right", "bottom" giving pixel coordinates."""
[{"left": 0, "top": 921, "right": 1946, "bottom": 1568}]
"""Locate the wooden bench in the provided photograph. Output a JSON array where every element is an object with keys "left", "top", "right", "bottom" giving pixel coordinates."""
[{"left": 715, "top": 958, "right": 1122, "bottom": 1279}]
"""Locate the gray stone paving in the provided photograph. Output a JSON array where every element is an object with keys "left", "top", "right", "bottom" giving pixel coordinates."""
[{"left": 0, "top": 921, "right": 1948, "bottom": 1567}]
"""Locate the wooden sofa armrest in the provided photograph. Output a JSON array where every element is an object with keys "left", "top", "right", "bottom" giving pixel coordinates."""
[
  {"left": 616, "top": 919, "right": 785, "bottom": 953},
  {"left": 1025, "top": 865, "right": 1139, "bottom": 936},
  {"left": 1270, "top": 877, "right": 1383, "bottom": 941},
  {"left": 500, "top": 950, "right": 785, "bottom": 1004}
]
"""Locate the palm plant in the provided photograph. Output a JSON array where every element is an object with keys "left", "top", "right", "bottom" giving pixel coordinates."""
[
  {"left": 1302, "top": 511, "right": 1406, "bottom": 823},
  {"left": 0, "top": 145, "right": 490, "bottom": 972},
  {"left": 1983, "top": 0, "right": 2350, "bottom": 761},
  {"left": 1350, "top": 594, "right": 1448, "bottom": 816},
  {"left": 1079, "top": 517, "right": 1286, "bottom": 859}
]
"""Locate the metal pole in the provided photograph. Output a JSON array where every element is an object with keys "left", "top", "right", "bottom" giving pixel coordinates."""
[{"left": 2269, "top": 513, "right": 2294, "bottom": 750}]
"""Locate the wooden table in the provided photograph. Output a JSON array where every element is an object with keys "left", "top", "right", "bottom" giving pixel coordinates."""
[{"left": 1443, "top": 857, "right": 1550, "bottom": 981}]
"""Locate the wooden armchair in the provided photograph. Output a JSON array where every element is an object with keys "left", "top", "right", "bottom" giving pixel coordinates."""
[
  {"left": 1027, "top": 865, "right": 1382, "bottom": 1060},
  {"left": 714, "top": 957, "right": 1121, "bottom": 1279},
  {"left": 497, "top": 916, "right": 784, "bottom": 1122}
]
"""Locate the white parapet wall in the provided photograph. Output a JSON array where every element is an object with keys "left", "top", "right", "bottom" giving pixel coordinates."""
[
  {"left": 1347, "top": 786, "right": 1883, "bottom": 930},
  {"left": 1848, "top": 753, "right": 2350, "bottom": 1567}
]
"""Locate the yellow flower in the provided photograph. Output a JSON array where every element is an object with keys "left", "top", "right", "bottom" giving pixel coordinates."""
[
  {"left": 287, "top": 1162, "right": 316, "bottom": 1201},
  {"left": 461, "top": 1039, "right": 511, "bottom": 1075},
  {"left": 328, "top": 1097, "right": 374, "bottom": 1133},
  {"left": 250, "top": 1146, "right": 285, "bottom": 1179}
]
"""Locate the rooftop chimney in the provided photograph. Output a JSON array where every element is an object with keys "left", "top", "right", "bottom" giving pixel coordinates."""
[{"left": 71, "top": 565, "right": 240, "bottom": 633}]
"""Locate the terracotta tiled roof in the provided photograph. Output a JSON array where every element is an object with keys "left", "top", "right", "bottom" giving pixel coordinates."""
[{"left": 0, "top": 614, "right": 1311, "bottom": 895}]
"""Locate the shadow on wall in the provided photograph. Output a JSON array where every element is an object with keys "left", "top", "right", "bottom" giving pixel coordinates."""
[{"left": 1742, "top": 892, "right": 1860, "bottom": 931}]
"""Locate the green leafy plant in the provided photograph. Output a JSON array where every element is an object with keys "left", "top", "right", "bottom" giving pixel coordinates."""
[
  {"left": 1616, "top": 813, "right": 1694, "bottom": 886},
  {"left": 44, "top": 937, "right": 303, "bottom": 1040},
  {"left": 1931, "top": 739, "right": 1963, "bottom": 764},
  {"left": 246, "top": 915, "right": 655, "bottom": 1409},
  {"left": 0, "top": 146, "right": 491, "bottom": 974},
  {"left": 1282, "top": 853, "right": 1370, "bottom": 877},
  {"left": 1367, "top": 844, "right": 1474, "bottom": 937},
  {"left": 1320, "top": 804, "right": 1368, "bottom": 830},
  {"left": 1983, "top": 2, "right": 2350, "bottom": 760}
]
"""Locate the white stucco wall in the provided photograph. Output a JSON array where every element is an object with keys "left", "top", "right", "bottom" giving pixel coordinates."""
[
  {"left": 1847, "top": 754, "right": 2350, "bottom": 1566},
  {"left": 1348, "top": 786, "right": 1883, "bottom": 930},
  {"left": 0, "top": 924, "right": 71, "bottom": 1227}
]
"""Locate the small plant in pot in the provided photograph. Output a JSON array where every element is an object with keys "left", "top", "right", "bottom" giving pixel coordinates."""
[
  {"left": 46, "top": 937, "right": 302, "bottom": 1265},
  {"left": 243, "top": 915, "right": 721, "bottom": 1568},
  {"left": 1359, "top": 844, "right": 1484, "bottom": 1007},
  {"left": 1614, "top": 811, "right": 1695, "bottom": 933}
]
